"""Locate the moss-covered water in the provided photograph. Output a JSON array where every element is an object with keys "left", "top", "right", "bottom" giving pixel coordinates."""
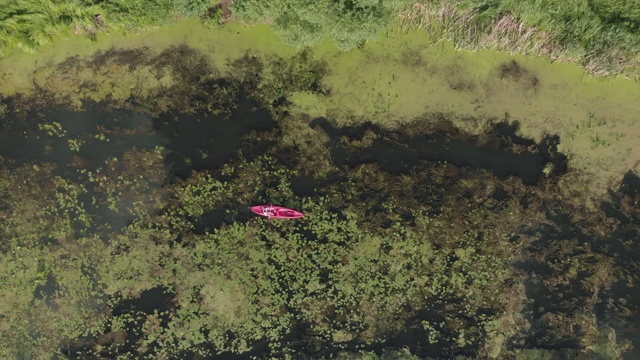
[{"left": 1, "top": 19, "right": 639, "bottom": 359}]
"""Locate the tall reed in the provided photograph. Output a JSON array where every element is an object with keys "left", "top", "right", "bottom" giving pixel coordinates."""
[{"left": 397, "top": 0, "right": 640, "bottom": 77}]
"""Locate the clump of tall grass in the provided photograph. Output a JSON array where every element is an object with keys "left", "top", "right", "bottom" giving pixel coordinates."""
[
  {"left": 398, "top": 0, "right": 640, "bottom": 77},
  {"left": 397, "top": 3, "right": 564, "bottom": 59},
  {"left": 232, "top": 0, "right": 409, "bottom": 51},
  {"left": 0, "top": 0, "right": 215, "bottom": 58},
  {"left": 0, "top": 1, "right": 99, "bottom": 55}
]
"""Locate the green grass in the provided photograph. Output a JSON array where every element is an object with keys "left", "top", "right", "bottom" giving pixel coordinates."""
[
  {"left": 398, "top": 0, "right": 640, "bottom": 75},
  {"left": 0, "top": 0, "right": 214, "bottom": 57},
  {"left": 231, "top": 0, "right": 409, "bottom": 50},
  {"left": 499, "top": 0, "right": 640, "bottom": 73}
]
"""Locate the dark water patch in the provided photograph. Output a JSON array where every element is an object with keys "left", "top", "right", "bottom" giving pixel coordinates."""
[
  {"left": 597, "top": 174, "right": 640, "bottom": 262},
  {"left": 0, "top": 102, "right": 165, "bottom": 177},
  {"left": 528, "top": 322, "right": 582, "bottom": 351},
  {"left": 295, "top": 225, "right": 319, "bottom": 243},
  {"left": 312, "top": 118, "right": 413, "bottom": 174},
  {"left": 492, "top": 186, "right": 509, "bottom": 200},
  {"left": 153, "top": 89, "right": 277, "bottom": 180},
  {"left": 370, "top": 138, "right": 418, "bottom": 174},
  {"left": 601, "top": 200, "right": 630, "bottom": 225},
  {"left": 234, "top": 207, "right": 259, "bottom": 224},
  {"left": 492, "top": 120, "right": 567, "bottom": 177},
  {"left": 593, "top": 176, "right": 640, "bottom": 359},
  {"left": 520, "top": 276, "right": 552, "bottom": 320},
  {"left": 516, "top": 178, "right": 640, "bottom": 358},
  {"left": 412, "top": 136, "right": 543, "bottom": 184},
  {"left": 225, "top": 52, "right": 264, "bottom": 91},
  {"left": 493, "top": 120, "right": 537, "bottom": 147},
  {"left": 513, "top": 259, "right": 553, "bottom": 278},
  {"left": 110, "top": 286, "right": 174, "bottom": 356},
  {"left": 60, "top": 337, "right": 96, "bottom": 359},
  {"left": 606, "top": 280, "right": 640, "bottom": 360},
  {"left": 41, "top": 237, "right": 61, "bottom": 246},
  {"left": 619, "top": 171, "right": 640, "bottom": 198},
  {"left": 307, "top": 173, "right": 350, "bottom": 199},
  {"left": 289, "top": 303, "right": 466, "bottom": 359},
  {"left": 177, "top": 339, "right": 270, "bottom": 360},
  {"left": 344, "top": 140, "right": 418, "bottom": 174},
  {"left": 112, "top": 286, "right": 173, "bottom": 318},
  {"left": 33, "top": 273, "right": 59, "bottom": 307},
  {"left": 311, "top": 117, "right": 548, "bottom": 184},
  {"left": 1, "top": 80, "right": 279, "bottom": 237},
  {"left": 0, "top": 96, "right": 13, "bottom": 130},
  {"left": 536, "top": 135, "right": 569, "bottom": 177},
  {"left": 309, "top": 116, "right": 337, "bottom": 137},
  {"left": 192, "top": 208, "right": 227, "bottom": 235},
  {"left": 401, "top": 211, "right": 415, "bottom": 224},
  {"left": 165, "top": 151, "right": 192, "bottom": 179},
  {"left": 519, "top": 196, "right": 530, "bottom": 210},
  {"left": 291, "top": 175, "right": 316, "bottom": 197},
  {"left": 92, "top": 203, "right": 139, "bottom": 240},
  {"left": 516, "top": 208, "right": 597, "bottom": 348},
  {"left": 75, "top": 189, "right": 131, "bottom": 237},
  {"left": 272, "top": 145, "right": 301, "bottom": 169},
  {"left": 540, "top": 208, "right": 590, "bottom": 242},
  {"left": 80, "top": 263, "right": 109, "bottom": 312},
  {"left": 594, "top": 226, "right": 640, "bottom": 268}
]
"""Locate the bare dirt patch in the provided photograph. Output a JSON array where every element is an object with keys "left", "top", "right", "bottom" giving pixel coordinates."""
[{"left": 206, "top": 0, "right": 233, "bottom": 21}]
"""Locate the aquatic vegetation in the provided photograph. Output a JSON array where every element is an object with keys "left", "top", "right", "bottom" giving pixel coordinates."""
[
  {"left": 2, "top": 96, "right": 637, "bottom": 358},
  {"left": 0, "top": 29, "right": 639, "bottom": 360},
  {"left": 232, "top": 0, "right": 406, "bottom": 51},
  {"left": 38, "top": 121, "right": 66, "bottom": 137}
]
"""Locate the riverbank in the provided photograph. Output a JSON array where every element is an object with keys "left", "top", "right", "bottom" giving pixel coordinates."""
[{"left": 4, "top": 1, "right": 640, "bottom": 77}]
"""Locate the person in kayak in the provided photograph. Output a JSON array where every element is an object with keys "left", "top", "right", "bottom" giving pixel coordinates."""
[{"left": 262, "top": 206, "right": 277, "bottom": 217}]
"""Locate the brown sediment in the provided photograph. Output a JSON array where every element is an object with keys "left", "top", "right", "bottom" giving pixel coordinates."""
[
  {"left": 207, "top": 0, "right": 233, "bottom": 20},
  {"left": 497, "top": 60, "right": 540, "bottom": 90},
  {"left": 93, "top": 14, "right": 107, "bottom": 29}
]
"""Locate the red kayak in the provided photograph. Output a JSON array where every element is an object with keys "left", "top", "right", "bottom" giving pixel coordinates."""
[{"left": 251, "top": 205, "right": 304, "bottom": 219}]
